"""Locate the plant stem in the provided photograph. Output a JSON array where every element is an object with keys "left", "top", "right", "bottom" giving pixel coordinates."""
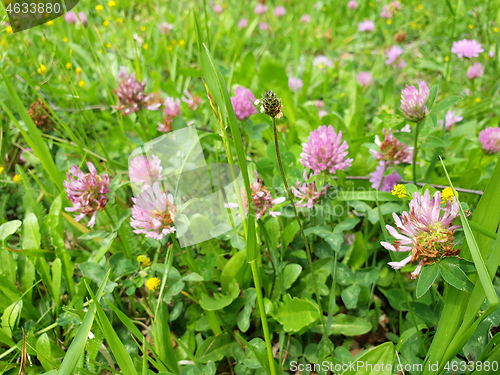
[
  {"left": 272, "top": 118, "right": 328, "bottom": 337},
  {"left": 413, "top": 119, "right": 423, "bottom": 184},
  {"left": 250, "top": 261, "right": 277, "bottom": 375}
]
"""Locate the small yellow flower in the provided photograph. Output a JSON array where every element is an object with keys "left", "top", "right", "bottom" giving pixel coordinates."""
[
  {"left": 116, "top": 17, "right": 123, "bottom": 23},
  {"left": 7, "top": 26, "right": 13, "bottom": 34},
  {"left": 369, "top": 2, "right": 373, "bottom": 6},
  {"left": 469, "top": 24, "right": 474, "bottom": 29},
  {"left": 108, "top": 0, "right": 116, "bottom": 6},
  {"left": 78, "top": 80, "right": 86, "bottom": 87},
  {"left": 106, "top": 43, "right": 111, "bottom": 48},
  {"left": 63, "top": 37, "right": 68, "bottom": 42},
  {"left": 38, "top": 64, "right": 47, "bottom": 74},
  {"left": 137, "top": 255, "right": 152, "bottom": 267},
  {"left": 141, "top": 26, "right": 146, "bottom": 31},
  {"left": 411, "top": 22, "right": 416, "bottom": 29},
  {"left": 13, "top": 174, "right": 21, "bottom": 184},
  {"left": 179, "top": 39, "right": 185, "bottom": 46},
  {"left": 391, "top": 184, "right": 407, "bottom": 198},
  {"left": 475, "top": 97, "right": 481, "bottom": 103},
  {"left": 96, "top": 4, "right": 103, "bottom": 11},
  {"left": 103, "top": 20, "right": 109, "bottom": 26},
  {"left": 494, "top": 27, "right": 499, "bottom": 33},
  {"left": 143, "top": 43, "right": 148, "bottom": 50},
  {"left": 0, "top": 166, "right": 4, "bottom": 174},
  {"left": 387, "top": 19, "right": 392, "bottom": 25},
  {"left": 445, "top": 56, "right": 450, "bottom": 62},
  {"left": 66, "top": 62, "right": 71, "bottom": 69},
  {"left": 418, "top": 4, "right": 423, "bottom": 9},
  {"left": 441, "top": 187, "right": 458, "bottom": 203},
  {"left": 75, "top": 67, "right": 82, "bottom": 74},
  {"left": 47, "top": 20, "right": 54, "bottom": 26},
  {"left": 146, "top": 277, "right": 161, "bottom": 291}
]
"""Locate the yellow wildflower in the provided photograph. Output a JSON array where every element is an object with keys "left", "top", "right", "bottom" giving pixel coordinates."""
[
  {"left": 78, "top": 80, "right": 85, "bottom": 87},
  {"left": 441, "top": 187, "right": 458, "bottom": 203},
  {"left": 13, "top": 174, "right": 22, "bottom": 184},
  {"left": 0, "top": 166, "right": 4, "bottom": 174},
  {"left": 143, "top": 43, "right": 148, "bottom": 50},
  {"left": 106, "top": 43, "right": 111, "bottom": 48},
  {"left": 475, "top": 97, "right": 481, "bottom": 103},
  {"left": 469, "top": 24, "right": 474, "bottom": 29},
  {"left": 179, "top": 39, "right": 185, "bottom": 46},
  {"left": 75, "top": 67, "right": 82, "bottom": 74},
  {"left": 63, "top": 37, "right": 68, "bottom": 42},
  {"left": 7, "top": 26, "right": 13, "bottom": 34},
  {"left": 391, "top": 184, "right": 407, "bottom": 198},
  {"left": 141, "top": 26, "right": 146, "bottom": 31},
  {"left": 96, "top": 4, "right": 103, "bottom": 11},
  {"left": 38, "top": 64, "right": 47, "bottom": 74},
  {"left": 387, "top": 19, "right": 392, "bottom": 25},
  {"left": 103, "top": 20, "right": 109, "bottom": 26},
  {"left": 146, "top": 277, "right": 161, "bottom": 291},
  {"left": 66, "top": 62, "right": 71, "bottom": 69},
  {"left": 444, "top": 56, "right": 449, "bottom": 62},
  {"left": 494, "top": 27, "right": 499, "bottom": 33},
  {"left": 137, "top": 255, "right": 152, "bottom": 267},
  {"left": 108, "top": 0, "right": 116, "bottom": 6},
  {"left": 47, "top": 20, "right": 54, "bottom": 26}
]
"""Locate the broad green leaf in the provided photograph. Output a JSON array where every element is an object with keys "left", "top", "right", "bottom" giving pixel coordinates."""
[
  {"left": 200, "top": 280, "right": 239, "bottom": 311},
  {"left": 416, "top": 262, "right": 440, "bottom": 298},
  {"left": 439, "top": 261, "right": 474, "bottom": 293},
  {"left": 427, "top": 84, "right": 439, "bottom": 109},
  {"left": 341, "top": 284, "right": 361, "bottom": 309},
  {"left": 275, "top": 295, "right": 320, "bottom": 333},
  {"left": 282, "top": 264, "right": 302, "bottom": 290},
  {"left": 1, "top": 301, "right": 22, "bottom": 338},
  {"left": 317, "top": 314, "right": 372, "bottom": 336},
  {"left": 237, "top": 288, "right": 257, "bottom": 332},
  {"left": 0, "top": 220, "right": 22, "bottom": 243},
  {"left": 22, "top": 213, "right": 41, "bottom": 249},
  {"left": 342, "top": 342, "right": 394, "bottom": 375},
  {"left": 431, "top": 96, "right": 462, "bottom": 113},
  {"left": 220, "top": 250, "right": 248, "bottom": 293},
  {"left": 36, "top": 333, "right": 53, "bottom": 372}
]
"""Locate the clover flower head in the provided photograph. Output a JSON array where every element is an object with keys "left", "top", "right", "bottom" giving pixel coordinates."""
[
  {"left": 441, "top": 187, "right": 458, "bottom": 204},
  {"left": 451, "top": 39, "right": 484, "bottom": 58},
  {"left": 386, "top": 46, "right": 403, "bottom": 65},
  {"left": 300, "top": 125, "right": 353, "bottom": 175},
  {"left": 181, "top": 90, "right": 202, "bottom": 111},
  {"left": 313, "top": 55, "right": 334, "bottom": 69},
  {"left": 158, "top": 22, "right": 173, "bottom": 34},
  {"left": 380, "top": 5, "right": 392, "bottom": 18},
  {"left": 291, "top": 170, "right": 329, "bottom": 209},
  {"left": 274, "top": 6, "right": 286, "bottom": 17},
  {"left": 224, "top": 171, "right": 285, "bottom": 219},
  {"left": 254, "top": 4, "right": 268, "bottom": 14},
  {"left": 300, "top": 14, "right": 311, "bottom": 23},
  {"left": 391, "top": 184, "right": 408, "bottom": 198},
  {"left": 288, "top": 77, "right": 303, "bottom": 92},
  {"left": 348, "top": 0, "right": 358, "bottom": 9},
  {"left": 479, "top": 127, "right": 500, "bottom": 154},
  {"left": 370, "top": 125, "right": 414, "bottom": 164},
  {"left": 369, "top": 161, "right": 402, "bottom": 192},
  {"left": 357, "top": 71, "right": 373, "bottom": 87},
  {"left": 358, "top": 20, "right": 375, "bottom": 32},
  {"left": 381, "top": 190, "right": 461, "bottom": 278},
  {"left": 137, "top": 255, "right": 152, "bottom": 267},
  {"left": 64, "top": 162, "right": 110, "bottom": 228},
  {"left": 231, "top": 86, "right": 258, "bottom": 120},
  {"left": 466, "top": 62, "right": 484, "bottom": 80},
  {"left": 401, "top": 80, "right": 429, "bottom": 122},
  {"left": 129, "top": 154, "right": 163, "bottom": 191},
  {"left": 146, "top": 277, "right": 161, "bottom": 291},
  {"left": 130, "top": 182, "right": 177, "bottom": 240},
  {"left": 238, "top": 18, "right": 249, "bottom": 28},
  {"left": 438, "top": 110, "right": 463, "bottom": 130}
]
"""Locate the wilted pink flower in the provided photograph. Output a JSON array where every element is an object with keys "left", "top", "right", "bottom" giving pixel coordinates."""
[
  {"left": 254, "top": 4, "right": 268, "bottom": 14},
  {"left": 381, "top": 190, "right": 461, "bottom": 279},
  {"left": 479, "top": 127, "right": 500, "bottom": 154},
  {"left": 238, "top": 18, "right": 248, "bottom": 28},
  {"left": 79, "top": 12, "right": 88, "bottom": 26},
  {"left": 451, "top": 39, "right": 484, "bottom": 58},
  {"left": 358, "top": 20, "right": 375, "bottom": 32},
  {"left": 292, "top": 170, "right": 329, "bottom": 208},
  {"left": 313, "top": 55, "right": 334, "bottom": 68},
  {"left": 213, "top": 4, "right": 223, "bottom": 13},
  {"left": 288, "top": 77, "right": 303, "bottom": 92},
  {"left": 158, "top": 22, "right": 173, "bottom": 34},
  {"left": 370, "top": 125, "right": 413, "bottom": 164},
  {"left": 300, "top": 125, "right": 353, "bottom": 175},
  {"left": 113, "top": 67, "right": 161, "bottom": 116},
  {"left": 380, "top": 5, "right": 392, "bottom": 18},
  {"left": 385, "top": 46, "right": 403, "bottom": 65},
  {"left": 259, "top": 22, "right": 269, "bottom": 30},
  {"left": 438, "top": 110, "right": 463, "bottom": 130},
  {"left": 158, "top": 96, "right": 181, "bottom": 132},
  {"left": 401, "top": 80, "right": 429, "bottom": 122},
  {"left": 274, "top": 6, "right": 286, "bottom": 17},
  {"left": 369, "top": 161, "right": 401, "bottom": 191},
  {"left": 391, "top": 1, "right": 401, "bottom": 10},
  {"left": 224, "top": 171, "right": 285, "bottom": 219},
  {"left": 357, "top": 71, "right": 373, "bottom": 87},
  {"left": 348, "top": 0, "right": 358, "bottom": 9},
  {"left": 129, "top": 154, "right": 163, "bottom": 190},
  {"left": 181, "top": 90, "right": 202, "bottom": 110},
  {"left": 130, "top": 182, "right": 177, "bottom": 240},
  {"left": 466, "top": 62, "right": 484, "bottom": 79},
  {"left": 64, "top": 162, "right": 110, "bottom": 228},
  {"left": 230, "top": 86, "right": 258, "bottom": 120},
  {"left": 65, "top": 11, "right": 78, "bottom": 24},
  {"left": 300, "top": 14, "right": 311, "bottom": 23}
]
